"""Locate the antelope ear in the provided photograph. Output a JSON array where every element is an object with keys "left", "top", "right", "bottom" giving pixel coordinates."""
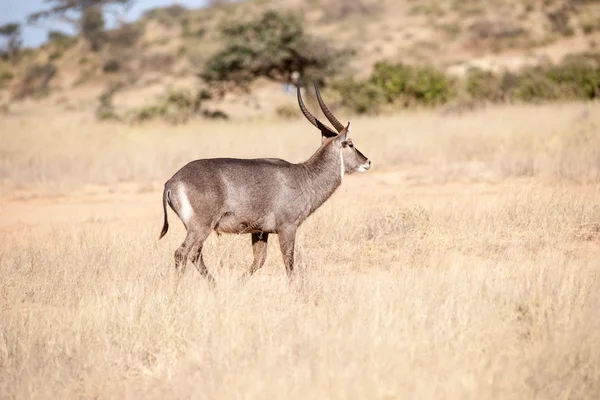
[{"left": 335, "top": 122, "right": 350, "bottom": 144}]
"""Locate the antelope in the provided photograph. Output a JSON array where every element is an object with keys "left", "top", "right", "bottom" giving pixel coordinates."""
[{"left": 159, "top": 82, "right": 371, "bottom": 286}]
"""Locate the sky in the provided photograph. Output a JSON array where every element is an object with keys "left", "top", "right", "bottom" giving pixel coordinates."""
[{"left": 2, "top": 0, "right": 209, "bottom": 47}]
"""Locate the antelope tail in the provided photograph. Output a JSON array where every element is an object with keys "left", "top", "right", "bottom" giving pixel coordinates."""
[{"left": 159, "top": 189, "right": 170, "bottom": 240}]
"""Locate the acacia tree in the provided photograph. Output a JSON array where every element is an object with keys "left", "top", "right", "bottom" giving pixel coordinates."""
[
  {"left": 0, "top": 23, "right": 22, "bottom": 63},
  {"left": 28, "top": 0, "right": 135, "bottom": 51},
  {"left": 201, "top": 10, "right": 348, "bottom": 90}
]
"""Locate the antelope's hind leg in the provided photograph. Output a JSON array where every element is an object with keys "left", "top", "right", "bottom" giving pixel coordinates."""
[
  {"left": 174, "top": 230, "right": 201, "bottom": 276},
  {"left": 188, "top": 228, "right": 216, "bottom": 288},
  {"left": 238, "top": 232, "right": 269, "bottom": 284}
]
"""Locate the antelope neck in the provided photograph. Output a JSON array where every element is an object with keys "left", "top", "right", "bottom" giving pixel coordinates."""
[{"left": 297, "top": 140, "right": 343, "bottom": 215}]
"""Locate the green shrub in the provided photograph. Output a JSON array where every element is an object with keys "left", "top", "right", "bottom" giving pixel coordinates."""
[
  {"left": 581, "top": 18, "right": 600, "bottom": 35},
  {"left": 47, "top": 30, "right": 77, "bottom": 54},
  {"left": 202, "top": 109, "right": 229, "bottom": 120},
  {"left": 0, "top": 65, "right": 13, "bottom": 89},
  {"left": 143, "top": 5, "right": 188, "bottom": 26},
  {"left": 332, "top": 79, "right": 385, "bottom": 114},
  {"left": 330, "top": 51, "right": 600, "bottom": 112},
  {"left": 102, "top": 59, "right": 120, "bottom": 73},
  {"left": 511, "top": 69, "right": 560, "bottom": 102},
  {"left": 124, "top": 88, "right": 215, "bottom": 125},
  {"left": 127, "top": 104, "right": 167, "bottom": 123},
  {"left": 546, "top": 65, "right": 600, "bottom": 99},
  {"left": 96, "top": 83, "right": 123, "bottom": 121},
  {"left": 14, "top": 63, "right": 57, "bottom": 99},
  {"left": 368, "top": 62, "right": 412, "bottom": 102},
  {"left": 465, "top": 68, "right": 505, "bottom": 101},
  {"left": 407, "top": 65, "right": 455, "bottom": 105},
  {"left": 546, "top": 7, "right": 574, "bottom": 37},
  {"left": 107, "top": 23, "right": 142, "bottom": 48},
  {"left": 440, "top": 23, "right": 461, "bottom": 39},
  {"left": 369, "top": 62, "right": 455, "bottom": 106},
  {"left": 499, "top": 53, "right": 600, "bottom": 102},
  {"left": 139, "top": 52, "right": 175, "bottom": 72},
  {"left": 545, "top": 53, "right": 600, "bottom": 99},
  {"left": 275, "top": 103, "right": 299, "bottom": 120}
]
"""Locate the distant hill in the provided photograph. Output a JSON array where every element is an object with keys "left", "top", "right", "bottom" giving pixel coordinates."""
[{"left": 2, "top": 0, "right": 600, "bottom": 118}]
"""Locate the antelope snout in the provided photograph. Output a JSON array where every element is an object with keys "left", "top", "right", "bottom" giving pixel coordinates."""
[{"left": 359, "top": 160, "right": 371, "bottom": 172}]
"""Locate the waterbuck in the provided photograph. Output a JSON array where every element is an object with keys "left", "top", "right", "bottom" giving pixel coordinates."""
[{"left": 159, "top": 82, "right": 371, "bottom": 286}]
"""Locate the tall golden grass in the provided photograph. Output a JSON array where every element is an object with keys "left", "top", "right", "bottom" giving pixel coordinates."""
[{"left": 1, "top": 102, "right": 599, "bottom": 399}]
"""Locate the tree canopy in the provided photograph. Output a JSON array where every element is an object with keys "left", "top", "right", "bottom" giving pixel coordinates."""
[
  {"left": 28, "top": 0, "right": 135, "bottom": 50},
  {"left": 201, "top": 10, "right": 349, "bottom": 89},
  {"left": 0, "top": 23, "right": 22, "bottom": 62}
]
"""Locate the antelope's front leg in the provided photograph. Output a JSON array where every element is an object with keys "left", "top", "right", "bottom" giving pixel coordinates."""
[{"left": 277, "top": 225, "right": 297, "bottom": 281}]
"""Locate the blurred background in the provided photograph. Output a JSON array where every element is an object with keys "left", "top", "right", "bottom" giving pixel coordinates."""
[{"left": 2, "top": 0, "right": 600, "bottom": 122}]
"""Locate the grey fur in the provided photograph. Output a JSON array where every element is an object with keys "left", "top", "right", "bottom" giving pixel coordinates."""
[{"left": 159, "top": 84, "right": 371, "bottom": 286}]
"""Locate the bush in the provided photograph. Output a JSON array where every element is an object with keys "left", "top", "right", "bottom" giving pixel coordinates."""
[
  {"left": 275, "top": 103, "right": 300, "bottom": 120},
  {"left": 139, "top": 52, "right": 174, "bottom": 72},
  {"left": 102, "top": 59, "right": 120, "bottom": 73},
  {"left": 331, "top": 51, "right": 600, "bottom": 113},
  {"left": 511, "top": 70, "right": 560, "bottom": 102},
  {"left": 125, "top": 88, "right": 215, "bottom": 125},
  {"left": 332, "top": 79, "right": 385, "bottom": 114},
  {"left": 545, "top": 53, "right": 600, "bottom": 99},
  {"left": 546, "top": 7, "right": 574, "bottom": 37},
  {"left": 581, "top": 14, "right": 600, "bottom": 35},
  {"left": 0, "top": 65, "right": 13, "bottom": 89},
  {"left": 127, "top": 104, "right": 167, "bottom": 123},
  {"left": 143, "top": 5, "right": 188, "bottom": 26},
  {"left": 465, "top": 68, "right": 505, "bottom": 102},
  {"left": 499, "top": 53, "right": 600, "bottom": 102},
  {"left": 47, "top": 31, "right": 76, "bottom": 60},
  {"left": 48, "top": 30, "right": 76, "bottom": 49},
  {"left": 201, "top": 10, "right": 349, "bottom": 89},
  {"left": 332, "top": 63, "right": 454, "bottom": 114},
  {"left": 323, "top": 0, "right": 380, "bottom": 20},
  {"left": 369, "top": 62, "right": 455, "bottom": 106},
  {"left": 48, "top": 31, "right": 77, "bottom": 60},
  {"left": 107, "top": 23, "right": 142, "bottom": 48},
  {"left": 96, "top": 83, "right": 123, "bottom": 121},
  {"left": 14, "top": 63, "right": 57, "bottom": 99}
]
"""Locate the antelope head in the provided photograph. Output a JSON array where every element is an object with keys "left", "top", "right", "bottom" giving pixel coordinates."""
[{"left": 298, "top": 82, "right": 371, "bottom": 174}]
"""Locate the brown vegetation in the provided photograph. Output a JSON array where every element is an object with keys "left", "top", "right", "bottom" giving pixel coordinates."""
[{"left": 0, "top": 102, "right": 599, "bottom": 398}]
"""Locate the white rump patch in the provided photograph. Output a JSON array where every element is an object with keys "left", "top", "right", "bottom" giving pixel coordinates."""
[{"left": 178, "top": 185, "right": 194, "bottom": 224}]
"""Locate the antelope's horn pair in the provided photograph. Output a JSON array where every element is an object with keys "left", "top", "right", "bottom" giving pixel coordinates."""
[{"left": 297, "top": 81, "right": 346, "bottom": 136}]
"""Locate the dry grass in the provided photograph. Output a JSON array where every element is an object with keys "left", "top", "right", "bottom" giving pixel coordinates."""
[
  {"left": 1, "top": 102, "right": 600, "bottom": 195},
  {"left": 1, "top": 102, "right": 600, "bottom": 399}
]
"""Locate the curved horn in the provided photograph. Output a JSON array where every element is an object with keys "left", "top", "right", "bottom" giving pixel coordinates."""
[
  {"left": 314, "top": 81, "right": 345, "bottom": 133},
  {"left": 297, "top": 85, "right": 318, "bottom": 129},
  {"left": 297, "top": 85, "right": 337, "bottom": 136}
]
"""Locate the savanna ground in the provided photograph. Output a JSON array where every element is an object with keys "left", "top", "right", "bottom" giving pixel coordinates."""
[{"left": 1, "top": 102, "right": 600, "bottom": 399}]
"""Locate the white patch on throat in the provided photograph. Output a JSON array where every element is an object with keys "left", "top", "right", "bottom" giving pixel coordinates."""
[
  {"left": 178, "top": 185, "right": 194, "bottom": 225},
  {"left": 340, "top": 150, "right": 345, "bottom": 179}
]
